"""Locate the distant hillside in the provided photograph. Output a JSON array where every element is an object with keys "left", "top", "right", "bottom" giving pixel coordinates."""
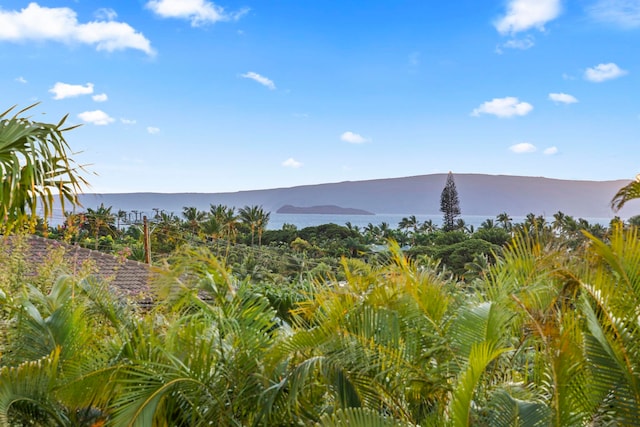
[{"left": 77, "top": 174, "right": 640, "bottom": 219}]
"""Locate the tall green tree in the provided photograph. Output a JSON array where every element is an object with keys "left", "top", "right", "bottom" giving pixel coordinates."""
[
  {"left": 239, "top": 205, "right": 271, "bottom": 246},
  {"left": 495, "top": 212, "right": 512, "bottom": 231},
  {"left": 440, "top": 171, "right": 461, "bottom": 231},
  {"left": 181, "top": 206, "right": 206, "bottom": 236},
  {"left": 0, "top": 104, "right": 87, "bottom": 229}
]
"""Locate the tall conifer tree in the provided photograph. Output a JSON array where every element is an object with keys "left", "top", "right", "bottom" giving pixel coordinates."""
[{"left": 440, "top": 171, "right": 461, "bottom": 231}]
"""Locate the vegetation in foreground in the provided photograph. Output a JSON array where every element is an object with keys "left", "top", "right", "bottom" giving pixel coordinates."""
[
  {"left": 3, "top": 225, "right": 640, "bottom": 426},
  {"left": 3, "top": 105, "right": 640, "bottom": 425}
]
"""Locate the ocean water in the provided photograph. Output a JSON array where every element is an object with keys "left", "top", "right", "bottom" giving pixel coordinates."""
[
  {"left": 266, "top": 213, "right": 615, "bottom": 231},
  {"left": 270, "top": 214, "right": 497, "bottom": 231},
  {"left": 43, "top": 206, "right": 614, "bottom": 231}
]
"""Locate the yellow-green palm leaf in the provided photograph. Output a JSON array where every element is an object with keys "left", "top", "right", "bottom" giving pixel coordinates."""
[{"left": 611, "top": 175, "right": 640, "bottom": 211}]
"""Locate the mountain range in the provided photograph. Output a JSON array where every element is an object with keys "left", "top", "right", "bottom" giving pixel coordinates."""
[{"left": 78, "top": 174, "right": 639, "bottom": 220}]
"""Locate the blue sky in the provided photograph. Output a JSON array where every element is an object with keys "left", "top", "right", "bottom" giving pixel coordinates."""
[{"left": 1, "top": 0, "right": 638, "bottom": 193}]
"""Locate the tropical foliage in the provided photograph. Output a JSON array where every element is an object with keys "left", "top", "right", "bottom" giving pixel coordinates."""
[
  {"left": 611, "top": 174, "right": 640, "bottom": 211},
  {"left": 4, "top": 109, "right": 640, "bottom": 425},
  {"left": 0, "top": 104, "right": 87, "bottom": 230},
  {"left": 2, "top": 217, "right": 640, "bottom": 425}
]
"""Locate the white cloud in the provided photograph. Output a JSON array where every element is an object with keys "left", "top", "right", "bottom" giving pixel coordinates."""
[
  {"left": 584, "top": 63, "right": 628, "bottom": 82},
  {"left": 95, "top": 8, "right": 117, "bottom": 21},
  {"left": 544, "top": 146, "right": 558, "bottom": 155},
  {"left": 589, "top": 0, "right": 640, "bottom": 28},
  {"left": 549, "top": 92, "right": 578, "bottom": 104},
  {"left": 495, "top": 0, "right": 562, "bottom": 34},
  {"left": 471, "top": 97, "right": 533, "bottom": 118},
  {"left": 49, "top": 82, "right": 94, "bottom": 100},
  {"left": 146, "top": 0, "right": 248, "bottom": 27},
  {"left": 496, "top": 36, "right": 535, "bottom": 53},
  {"left": 0, "top": 3, "right": 154, "bottom": 55},
  {"left": 15, "top": 76, "right": 27, "bottom": 83},
  {"left": 78, "top": 110, "right": 114, "bottom": 125},
  {"left": 509, "top": 142, "right": 537, "bottom": 153},
  {"left": 92, "top": 93, "right": 108, "bottom": 102},
  {"left": 147, "top": 126, "right": 160, "bottom": 134},
  {"left": 340, "top": 131, "right": 370, "bottom": 144},
  {"left": 241, "top": 72, "right": 276, "bottom": 90},
  {"left": 121, "top": 118, "right": 136, "bottom": 125},
  {"left": 282, "top": 158, "right": 302, "bottom": 168}
]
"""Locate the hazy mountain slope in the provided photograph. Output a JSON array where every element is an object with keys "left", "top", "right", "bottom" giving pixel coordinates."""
[{"left": 78, "top": 174, "right": 639, "bottom": 219}]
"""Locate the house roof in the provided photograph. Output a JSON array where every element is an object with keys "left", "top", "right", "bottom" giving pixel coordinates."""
[{"left": 2, "top": 235, "right": 155, "bottom": 302}]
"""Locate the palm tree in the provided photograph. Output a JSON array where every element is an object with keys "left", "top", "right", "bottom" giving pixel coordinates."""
[
  {"left": 106, "top": 247, "right": 281, "bottom": 426},
  {"left": 0, "top": 273, "right": 134, "bottom": 426},
  {"left": 551, "top": 210, "right": 566, "bottom": 231},
  {"left": 379, "top": 221, "right": 392, "bottom": 239},
  {"left": 611, "top": 174, "right": 640, "bottom": 212},
  {"left": 239, "top": 205, "right": 259, "bottom": 245},
  {"left": 398, "top": 215, "right": 417, "bottom": 234},
  {"left": 479, "top": 218, "right": 496, "bottom": 230},
  {"left": 116, "top": 209, "right": 127, "bottom": 230},
  {"left": 201, "top": 215, "right": 221, "bottom": 241},
  {"left": 495, "top": 212, "right": 512, "bottom": 231},
  {"left": 220, "top": 206, "right": 238, "bottom": 257},
  {"left": 399, "top": 215, "right": 419, "bottom": 245},
  {"left": 263, "top": 243, "right": 457, "bottom": 425},
  {"left": 455, "top": 218, "right": 471, "bottom": 233},
  {"left": 576, "top": 225, "right": 640, "bottom": 424},
  {"left": 420, "top": 219, "right": 438, "bottom": 234},
  {"left": 256, "top": 207, "right": 271, "bottom": 246},
  {"left": 363, "top": 223, "right": 379, "bottom": 244},
  {"left": 83, "top": 203, "right": 116, "bottom": 249},
  {"left": 239, "top": 205, "right": 270, "bottom": 246},
  {"left": 181, "top": 206, "right": 206, "bottom": 236},
  {"left": 551, "top": 211, "right": 579, "bottom": 237},
  {"left": 151, "top": 211, "right": 181, "bottom": 254},
  {"left": 344, "top": 221, "right": 358, "bottom": 233},
  {"left": 520, "top": 212, "right": 548, "bottom": 236},
  {"left": 0, "top": 104, "right": 87, "bottom": 229}
]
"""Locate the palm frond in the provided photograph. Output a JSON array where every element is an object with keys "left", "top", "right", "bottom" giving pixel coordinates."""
[
  {"left": 0, "top": 348, "right": 68, "bottom": 426},
  {"left": 0, "top": 103, "right": 87, "bottom": 228},
  {"left": 450, "top": 342, "right": 509, "bottom": 427},
  {"left": 485, "top": 389, "right": 550, "bottom": 427},
  {"left": 316, "top": 407, "right": 415, "bottom": 427},
  {"left": 611, "top": 176, "right": 640, "bottom": 211}
]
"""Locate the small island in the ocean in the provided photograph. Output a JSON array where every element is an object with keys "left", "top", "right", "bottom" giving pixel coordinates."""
[{"left": 276, "top": 204, "right": 375, "bottom": 215}]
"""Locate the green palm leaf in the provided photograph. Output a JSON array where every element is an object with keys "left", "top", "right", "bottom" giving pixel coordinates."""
[
  {"left": 485, "top": 389, "right": 550, "bottom": 427},
  {"left": 611, "top": 175, "right": 640, "bottom": 211},
  {"left": 316, "top": 407, "right": 415, "bottom": 427},
  {"left": 0, "top": 103, "right": 87, "bottom": 229},
  {"left": 450, "top": 342, "right": 509, "bottom": 427},
  {"left": 0, "top": 348, "right": 67, "bottom": 426}
]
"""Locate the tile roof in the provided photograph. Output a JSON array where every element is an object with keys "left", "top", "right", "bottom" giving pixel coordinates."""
[{"left": 2, "top": 235, "right": 156, "bottom": 303}]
